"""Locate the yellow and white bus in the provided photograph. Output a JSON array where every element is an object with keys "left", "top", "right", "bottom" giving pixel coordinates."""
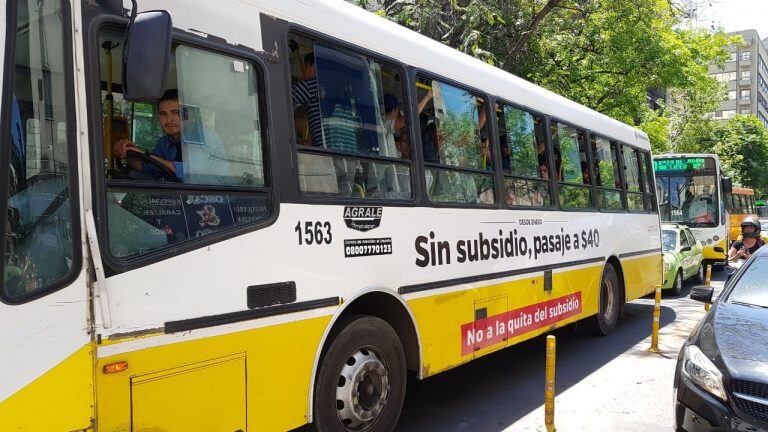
[
  {"left": 0, "top": 1, "right": 662, "bottom": 431},
  {"left": 726, "top": 187, "right": 758, "bottom": 242},
  {"left": 653, "top": 154, "right": 733, "bottom": 269}
]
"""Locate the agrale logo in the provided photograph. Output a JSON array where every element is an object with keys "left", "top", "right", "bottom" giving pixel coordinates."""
[{"left": 343, "top": 206, "right": 383, "bottom": 232}]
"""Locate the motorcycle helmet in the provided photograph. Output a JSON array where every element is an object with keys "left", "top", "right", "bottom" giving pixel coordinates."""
[{"left": 741, "top": 217, "right": 761, "bottom": 239}]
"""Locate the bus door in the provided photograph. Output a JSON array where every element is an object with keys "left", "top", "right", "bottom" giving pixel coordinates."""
[{"left": 0, "top": 0, "right": 93, "bottom": 430}]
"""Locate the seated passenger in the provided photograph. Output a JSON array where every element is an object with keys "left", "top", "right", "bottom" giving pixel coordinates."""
[{"left": 113, "top": 89, "right": 184, "bottom": 181}]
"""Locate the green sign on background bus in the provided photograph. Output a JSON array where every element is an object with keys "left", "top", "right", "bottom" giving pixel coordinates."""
[{"left": 653, "top": 157, "right": 708, "bottom": 172}]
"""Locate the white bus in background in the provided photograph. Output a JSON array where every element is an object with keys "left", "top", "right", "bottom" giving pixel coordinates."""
[
  {"left": 0, "top": 0, "right": 661, "bottom": 431},
  {"left": 653, "top": 154, "right": 733, "bottom": 269}
]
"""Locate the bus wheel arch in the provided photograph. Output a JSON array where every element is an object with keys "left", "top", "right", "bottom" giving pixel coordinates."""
[{"left": 308, "top": 289, "right": 422, "bottom": 424}]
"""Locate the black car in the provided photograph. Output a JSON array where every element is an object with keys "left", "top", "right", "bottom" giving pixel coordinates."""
[{"left": 674, "top": 247, "right": 768, "bottom": 432}]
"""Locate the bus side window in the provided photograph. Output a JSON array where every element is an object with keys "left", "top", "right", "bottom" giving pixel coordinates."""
[
  {"left": 622, "top": 145, "right": 644, "bottom": 211},
  {"left": 416, "top": 78, "right": 494, "bottom": 205},
  {"left": 551, "top": 121, "right": 592, "bottom": 210},
  {"left": 496, "top": 103, "right": 551, "bottom": 208},
  {"left": 100, "top": 38, "right": 271, "bottom": 260},
  {"left": 590, "top": 135, "right": 623, "bottom": 211},
  {"left": 2, "top": 0, "right": 77, "bottom": 302},
  {"left": 640, "top": 151, "right": 656, "bottom": 212},
  {"left": 288, "top": 33, "right": 412, "bottom": 201}
]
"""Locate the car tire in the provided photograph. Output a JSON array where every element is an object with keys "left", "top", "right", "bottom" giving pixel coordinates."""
[
  {"left": 314, "top": 315, "right": 406, "bottom": 432},
  {"left": 670, "top": 269, "right": 683, "bottom": 297},
  {"left": 581, "top": 265, "right": 621, "bottom": 336},
  {"left": 691, "top": 263, "right": 705, "bottom": 284}
]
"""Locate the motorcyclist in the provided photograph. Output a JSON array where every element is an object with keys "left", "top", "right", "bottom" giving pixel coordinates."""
[{"left": 728, "top": 217, "right": 765, "bottom": 261}]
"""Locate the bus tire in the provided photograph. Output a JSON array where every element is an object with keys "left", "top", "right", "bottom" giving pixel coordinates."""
[
  {"left": 582, "top": 264, "right": 621, "bottom": 336},
  {"left": 314, "top": 315, "right": 406, "bottom": 432}
]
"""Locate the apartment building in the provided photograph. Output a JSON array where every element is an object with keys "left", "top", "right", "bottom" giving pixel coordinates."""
[{"left": 710, "top": 29, "right": 768, "bottom": 129}]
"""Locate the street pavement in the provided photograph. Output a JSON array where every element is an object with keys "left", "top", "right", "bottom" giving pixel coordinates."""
[{"left": 293, "top": 270, "right": 727, "bottom": 432}]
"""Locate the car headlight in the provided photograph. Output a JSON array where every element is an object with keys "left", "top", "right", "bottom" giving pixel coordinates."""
[{"left": 682, "top": 344, "right": 727, "bottom": 400}]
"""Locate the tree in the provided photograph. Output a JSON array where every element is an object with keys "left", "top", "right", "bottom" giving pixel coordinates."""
[
  {"left": 349, "top": 0, "right": 737, "bottom": 152},
  {"left": 701, "top": 115, "right": 768, "bottom": 195}
]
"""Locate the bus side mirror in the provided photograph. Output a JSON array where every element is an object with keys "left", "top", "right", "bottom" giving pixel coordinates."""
[
  {"left": 722, "top": 177, "right": 733, "bottom": 194},
  {"left": 122, "top": 10, "right": 172, "bottom": 102}
]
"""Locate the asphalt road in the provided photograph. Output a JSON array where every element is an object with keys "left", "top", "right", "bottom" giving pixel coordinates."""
[{"left": 293, "top": 270, "right": 727, "bottom": 432}]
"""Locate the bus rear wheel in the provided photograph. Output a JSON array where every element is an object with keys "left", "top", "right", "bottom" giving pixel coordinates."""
[
  {"left": 314, "top": 316, "right": 406, "bottom": 432},
  {"left": 581, "top": 264, "right": 621, "bottom": 336}
]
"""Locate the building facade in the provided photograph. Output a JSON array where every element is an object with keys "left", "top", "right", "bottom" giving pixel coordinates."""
[{"left": 710, "top": 29, "right": 768, "bottom": 129}]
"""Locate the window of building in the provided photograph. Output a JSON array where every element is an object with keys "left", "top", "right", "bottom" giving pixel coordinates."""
[
  {"left": 591, "top": 136, "right": 623, "bottom": 210},
  {"left": 416, "top": 78, "right": 494, "bottom": 205},
  {"left": 742, "top": 108, "right": 751, "bottom": 114},
  {"left": 742, "top": 70, "right": 751, "bottom": 80},
  {"left": 3, "top": 0, "right": 77, "bottom": 301},
  {"left": 722, "top": 109, "right": 737, "bottom": 119},
  {"left": 741, "top": 51, "right": 752, "bottom": 61},
  {"left": 728, "top": 90, "right": 737, "bottom": 100},
  {"left": 730, "top": 52, "right": 738, "bottom": 62},
  {"left": 496, "top": 103, "right": 551, "bottom": 207},
  {"left": 288, "top": 34, "right": 412, "bottom": 201},
  {"left": 551, "top": 122, "right": 592, "bottom": 209},
  {"left": 100, "top": 33, "right": 271, "bottom": 260},
  {"left": 741, "top": 89, "right": 751, "bottom": 100}
]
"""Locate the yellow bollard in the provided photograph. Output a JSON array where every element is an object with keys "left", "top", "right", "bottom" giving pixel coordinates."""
[
  {"left": 545, "top": 335, "right": 557, "bottom": 432},
  {"left": 648, "top": 286, "right": 662, "bottom": 353},
  {"left": 704, "top": 265, "right": 712, "bottom": 311}
]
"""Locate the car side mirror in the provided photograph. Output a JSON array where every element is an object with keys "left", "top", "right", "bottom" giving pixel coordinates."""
[
  {"left": 122, "top": 10, "right": 172, "bottom": 102},
  {"left": 690, "top": 286, "right": 714, "bottom": 303},
  {"left": 680, "top": 245, "right": 692, "bottom": 252}
]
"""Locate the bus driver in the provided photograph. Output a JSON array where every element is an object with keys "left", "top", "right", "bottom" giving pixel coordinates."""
[{"left": 113, "top": 89, "right": 185, "bottom": 181}]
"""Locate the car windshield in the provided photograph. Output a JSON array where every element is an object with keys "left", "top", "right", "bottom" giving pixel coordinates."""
[
  {"left": 656, "top": 174, "right": 718, "bottom": 227},
  {"left": 728, "top": 257, "right": 768, "bottom": 308},
  {"left": 662, "top": 230, "right": 677, "bottom": 252}
]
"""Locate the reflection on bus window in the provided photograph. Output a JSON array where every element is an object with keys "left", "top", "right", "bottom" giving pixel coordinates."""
[
  {"left": 623, "top": 147, "right": 644, "bottom": 211},
  {"left": 417, "top": 78, "right": 494, "bottom": 205},
  {"left": 4, "top": 0, "right": 75, "bottom": 300},
  {"left": 496, "top": 103, "right": 551, "bottom": 208},
  {"left": 552, "top": 122, "right": 591, "bottom": 209},
  {"left": 288, "top": 35, "right": 412, "bottom": 200},
  {"left": 591, "top": 136, "right": 622, "bottom": 210}
]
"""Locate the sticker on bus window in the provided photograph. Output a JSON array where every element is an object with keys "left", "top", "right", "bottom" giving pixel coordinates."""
[{"left": 343, "top": 206, "right": 383, "bottom": 232}]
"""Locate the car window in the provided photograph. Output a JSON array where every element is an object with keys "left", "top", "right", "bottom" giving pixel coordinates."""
[
  {"left": 683, "top": 229, "right": 695, "bottom": 247},
  {"left": 728, "top": 257, "right": 768, "bottom": 308},
  {"left": 662, "top": 230, "right": 677, "bottom": 252}
]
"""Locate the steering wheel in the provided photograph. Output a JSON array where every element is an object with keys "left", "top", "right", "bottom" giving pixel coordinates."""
[{"left": 124, "top": 150, "right": 182, "bottom": 183}]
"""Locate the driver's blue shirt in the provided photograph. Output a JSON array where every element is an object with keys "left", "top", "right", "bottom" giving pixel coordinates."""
[{"left": 143, "top": 135, "right": 184, "bottom": 180}]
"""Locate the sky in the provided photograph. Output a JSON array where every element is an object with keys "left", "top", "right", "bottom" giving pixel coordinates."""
[{"left": 695, "top": 0, "right": 768, "bottom": 40}]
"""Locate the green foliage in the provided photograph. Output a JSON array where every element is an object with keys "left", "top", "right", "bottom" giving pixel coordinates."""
[{"left": 700, "top": 115, "right": 768, "bottom": 195}]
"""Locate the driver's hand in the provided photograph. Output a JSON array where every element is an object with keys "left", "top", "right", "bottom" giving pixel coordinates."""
[{"left": 114, "top": 138, "right": 140, "bottom": 159}]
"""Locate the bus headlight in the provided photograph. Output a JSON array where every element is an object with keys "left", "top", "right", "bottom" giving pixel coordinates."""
[{"left": 681, "top": 345, "right": 727, "bottom": 401}]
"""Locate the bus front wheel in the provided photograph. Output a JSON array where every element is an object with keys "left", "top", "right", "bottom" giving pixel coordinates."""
[
  {"left": 581, "top": 264, "right": 621, "bottom": 336},
  {"left": 314, "top": 316, "right": 406, "bottom": 432}
]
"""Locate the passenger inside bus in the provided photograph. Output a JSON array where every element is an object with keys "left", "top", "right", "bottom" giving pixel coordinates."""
[{"left": 288, "top": 35, "right": 412, "bottom": 199}]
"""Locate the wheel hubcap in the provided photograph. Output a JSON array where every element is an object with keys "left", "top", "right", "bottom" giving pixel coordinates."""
[{"left": 336, "top": 347, "right": 389, "bottom": 431}]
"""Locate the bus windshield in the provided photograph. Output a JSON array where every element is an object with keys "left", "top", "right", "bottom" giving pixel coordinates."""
[{"left": 656, "top": 174, "right": 718, "bottom": 227}]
